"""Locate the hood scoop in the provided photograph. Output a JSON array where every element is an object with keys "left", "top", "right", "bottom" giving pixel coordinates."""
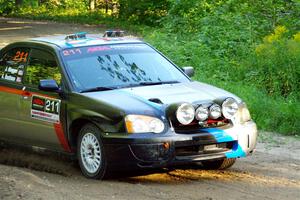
[{"left": 148, "top": 98, "right": 164, "bottom": 104}]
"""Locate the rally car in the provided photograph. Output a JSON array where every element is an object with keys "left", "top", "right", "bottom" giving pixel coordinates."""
[{"left": 0, "top": 31, "right": 257, "bottom": 179}]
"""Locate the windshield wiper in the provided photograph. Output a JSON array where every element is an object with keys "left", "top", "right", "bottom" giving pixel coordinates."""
[
  {"left": 81, "top": 81, "right": 181, "bottom": 92},
  {"left": 80, "top": 86, "right": 116, "bottom": 93},
  {"left": 120, "top": 80, "right": 180, "bottom": 88},
  {"left": 137, "top": 80, "right": 180, "bottom": 86}
]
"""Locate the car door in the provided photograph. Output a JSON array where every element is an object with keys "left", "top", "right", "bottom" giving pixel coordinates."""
[
  {"left": 18, "top": 48, "right": 70, "bottom": 151},
  {"left": 0, "top": 47, "right": 30, "bottom": 142}
]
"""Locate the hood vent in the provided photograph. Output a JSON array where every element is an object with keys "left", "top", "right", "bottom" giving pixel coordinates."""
[{"left": 148, "top": 98, "right": 163, "bottom": 104}]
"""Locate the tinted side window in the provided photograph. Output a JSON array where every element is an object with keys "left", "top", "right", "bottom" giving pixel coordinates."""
[
  {"left": 24, "top": 49, "right": 61, "bottom": 87},
  {"left": 0, "top": 48, "right": 30, "bottom": 83}
]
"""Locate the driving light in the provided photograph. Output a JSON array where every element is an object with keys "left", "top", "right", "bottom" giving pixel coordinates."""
[
  {"left": 240, "top": 106, "right": 251, "bottom": 122},
  {"left": 176, "top": 103, "right": 195, "bottom": 125},
  {"left": 209, "top": 104, "right": 221, "bottom": 119},
  {"left": 222, "top": 97, "right": 239, "bottom": 119},
  {"left": 231, "top": 103, "right": 251, "bottom": 124},
  {"left": 125, "top": 115, "right": 165, "bottom": 134},
  {"left": 195, "top": 105, "right": 209, "bottom": 121}
]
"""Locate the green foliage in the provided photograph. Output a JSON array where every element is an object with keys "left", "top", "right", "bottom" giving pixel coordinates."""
[
  {"left": 49, "top": 0, "right": 88, "bottom": 10},
  {"left": 118, "top": 0, "right": 171, "bottom": 25},
  {"left": 0, "top": 0, "right": 14, "bottom": 15},
  {"left": 26, "top": 64, "right": 61, "bottom": 85},
  {"left": 11, "top": 6, "right": 110, "bottom": 24},
  {"left": 250, "top": 27, "right": 300, "bottom": 98},
  {"left": 164, "top": 0, "right": 299, "bottom": 59}
]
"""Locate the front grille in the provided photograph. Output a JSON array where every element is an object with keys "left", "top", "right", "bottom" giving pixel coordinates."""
[
  {"left": 175, "top": 141, "right": 234, "bottom": 157},
  {"left": 174, "top": 118, "right": 230, "bottom": 134}
]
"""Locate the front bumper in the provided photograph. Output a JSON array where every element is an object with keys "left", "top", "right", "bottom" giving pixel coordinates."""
[{"left": 103, "top": 120, "right": 258, "bottom": 168}]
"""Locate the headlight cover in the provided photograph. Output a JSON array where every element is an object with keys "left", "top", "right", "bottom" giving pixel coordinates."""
[
  {"left": 240, "top": 106, "right": 251, "bottom": 122},
  {"left": 125, "top": 115, "right": 165, "bottom": 134},
  {"left": 176, "top": 103, "right": 195, "bottom": 125},
  {"left": 209, "top": 104, "right": 221, "bottom": 119},
  {"left": 222, "top": 97, "right": 239, "bottom": 119},
  {"left": 232, "top": 104, "right": 251, "bottom": 124},
  {"left": 195, "top": 105, "right": 209, "bottom": 121}
]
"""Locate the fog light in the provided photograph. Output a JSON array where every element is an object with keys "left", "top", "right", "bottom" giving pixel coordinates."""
[
  {"left": 209, "top": 104, "right": 221, "bottom": 119},
  {"left": 163, "top": 142, "right": 170, "bottom": 150}
]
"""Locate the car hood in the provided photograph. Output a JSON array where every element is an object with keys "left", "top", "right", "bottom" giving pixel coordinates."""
[
  {"left": 120, "top": 81, "right": 241, "bottom": 104},
  {"left": 82, "top": 81, "right": 241, "bottom": 115}
]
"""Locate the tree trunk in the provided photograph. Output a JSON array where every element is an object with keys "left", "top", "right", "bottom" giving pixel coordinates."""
[
  {"left": 89, "top": 0, "right": 95, "bottom": 11},
  {"left": 105, "top": 0, "right": 108, "bottom": 14},
  {"left": 38, "top": 0, "right": 47, "bottom": 6},
  {"left": 15, "top": 0, "right": 23, "bottom": 7}
]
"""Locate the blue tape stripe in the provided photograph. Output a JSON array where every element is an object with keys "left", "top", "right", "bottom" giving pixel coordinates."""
[
  {"left": 202, "top": 128, "right": 246, "bottom": 158},
  {"left": 202, "top": 128, "right": 233, "bottom": 143},
  {"left": 225, "top": 143, "right": 246, "bottom": 158}
]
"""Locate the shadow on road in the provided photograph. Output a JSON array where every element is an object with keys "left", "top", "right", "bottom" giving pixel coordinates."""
[{"left": 1, "top": 143, "right": 299, "bottom": 189}]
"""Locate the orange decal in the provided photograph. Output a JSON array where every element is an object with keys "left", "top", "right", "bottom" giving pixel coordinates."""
[
  {"left": 0, "top": 85, "right": 55, "bottom": 99},
  {"left": 0, "top": 86, "right": 24, "bottom": 95},
  {"left": 54, "top": 123, "right": 72, "bottom": 152},
  {"left": 13, "top": 51, "right": 28, "bottom": 62}
]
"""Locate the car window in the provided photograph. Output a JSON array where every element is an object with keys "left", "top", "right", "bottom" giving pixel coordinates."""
[
  {"left": 0, "top": 48, "right": 30, "bottom": 83},
  {"left": 24, "top": 49, "right": 61, "bottom": 87},
  {"left": 61, "top": 44, "right": 189, "bottom": 90}
]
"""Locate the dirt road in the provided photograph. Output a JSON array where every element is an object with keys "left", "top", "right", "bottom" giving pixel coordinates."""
[
  {"left": 0, "top": 17, "right": 299, "bottom": 200},
  {"left": 0, "top": 17, "right": 104, "bottom": 48}
]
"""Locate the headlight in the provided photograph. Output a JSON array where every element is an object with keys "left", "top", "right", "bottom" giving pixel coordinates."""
[
  {"left": 238, "top": 105, "right": 251, "bottom": 123},
  {"left": 195, "top": 105, "right": 209, "bottom": 121},
  {"left": 125, "top": 115, "right": 165, "bottom": 134},
  {"left": 209, "top": 104, "right": 221, "bottom": 119},
  {"left": 222, "top": 97, "right": 239, "bottom": 119},
  {"left": 232, "top": 104, "right": 251, "bottom": 124},
  {"left": 176, "top": 103, "right": 195, "bottom": 125},
  {"left": 240, "top": 107, "right": 251, "bottom": 122}
]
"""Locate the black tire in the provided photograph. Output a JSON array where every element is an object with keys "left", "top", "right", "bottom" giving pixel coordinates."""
[
  {"left": 201, "top": 158, "right": 236, "bottom": 170},
  {"left": 77, "top": 123, "right": 107, "bottom": 179}
]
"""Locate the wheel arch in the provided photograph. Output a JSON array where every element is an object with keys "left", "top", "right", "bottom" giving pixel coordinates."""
[{"left": 68, "top": 118, "right": 104, "bottom": 151}]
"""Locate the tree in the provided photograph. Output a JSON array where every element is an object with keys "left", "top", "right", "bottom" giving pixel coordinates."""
[
  {"left": 105, "top": 0, "right": 108, "bottom": 13},
  {"left": 89, "top": 0, "right": 95, "bottom": 10},
  {"left": 118, "top": 0, "right": 172, "bottom": 25},
  {"left": 15, "top": 0, "right": 23, "bottom": 7},
  {"left": 38, "top": 0, "right": 47, "bottom": 6}
]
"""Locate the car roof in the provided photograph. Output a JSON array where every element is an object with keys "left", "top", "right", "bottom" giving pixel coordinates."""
[{"left": 28, "top": 34, "right": 144, "bottom": 49}]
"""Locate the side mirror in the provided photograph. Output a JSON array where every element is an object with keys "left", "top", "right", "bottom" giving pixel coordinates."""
[
  {"left": 182, "top": 66, "right": 194, "bottom": 77},
  {"left": 38, "top": 79, "right": 60, "bottom": 92}
]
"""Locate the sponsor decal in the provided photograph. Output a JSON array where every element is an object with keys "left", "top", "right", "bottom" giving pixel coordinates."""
[
  {"left": 87, "top": 46, "right": 111, "bottom": 53},
  {"left": 109, "top": 44, "right": 148, "bottom": 50},
  {"left": 31, "top": 95, "right": 61, "bottom": 123},
  {"left": 62, "top": 48, "right": 82, "bottom": 56}
]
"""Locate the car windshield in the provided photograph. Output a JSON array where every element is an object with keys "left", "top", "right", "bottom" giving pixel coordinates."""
[{"left": 61, "top": 43, "right": 189, "bottom": 92}]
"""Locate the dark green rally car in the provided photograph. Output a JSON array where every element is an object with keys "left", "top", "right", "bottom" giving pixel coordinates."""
[{"left": 0, "top": 31, "right": 257, "bottom": 179}]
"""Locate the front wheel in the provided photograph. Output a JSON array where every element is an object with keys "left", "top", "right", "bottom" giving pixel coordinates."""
[
  {"left": 77, "top": 123, "right": 107, "bottom": 179},
  {"left": 201, "top": 158, "right": 236, "bottom": 170}
]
